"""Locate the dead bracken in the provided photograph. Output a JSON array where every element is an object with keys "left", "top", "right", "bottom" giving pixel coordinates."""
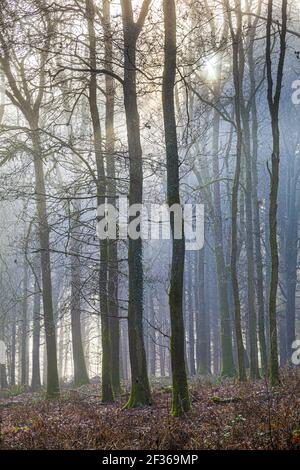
[{"left": 0, "top": 370, "right": 300, "bottom": 450}]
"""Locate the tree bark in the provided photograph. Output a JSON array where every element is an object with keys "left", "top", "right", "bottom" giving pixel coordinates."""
[
  {"left": 21, "top": 260, "right": 29, "bottom": 386},
  {"left": 70, "top": 205, "right": 89, "bottom": 386},
  {"left": 121, "top": 0, "right": 152, "bottom": 408},
  {"left": 247, "top": 8, "right": 268, "bottom": 375},
  {"left": 86, "top": 0, "right": 113, "bottom": 402},
  {"left": 227, "top": 1, "right": 246, "bottom": 381},
  {"left": 265, "top": 0, "right": 287, "bottom": 386},
  {"left": 31, "top": 129, "right": 60, "bottom": 398},
  {"left": 31, "top": 265, "right": 42, "bottom": 391},
  {"left": 162, "top": 0, "right": 190, "bottom": 416},
  {"left": 103, "top": 0, "right": 121, "bottom": 395}
]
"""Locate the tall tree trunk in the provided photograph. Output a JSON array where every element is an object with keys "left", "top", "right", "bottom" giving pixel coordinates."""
[
  {"left": 162, "top": 0, "right": 190, "bottom": 417},
  {"left": 70, "top": 206, "right": 89, "bottom": 386},
  {"left": 158, "top": 292, "right": 166, "bottom": 378},
  {"left": 21, "top": 261, "right": 28, "bottom": 386},
  {"left": 31, "top": 129, "right": 60, "bottom": 398},
  {"left": 186, "top": 253, "right": 196, "bottom": 376},
  {"left": 121, "top": 0, "right": 151, "bottom": 408},
  {"left": 147, "top": 293, "right": 156, "bottom": 377},
  {"left": 0, "top": 322, "right": 8, "bottom": 389},
  {"left": 196, "top": 247, "right": 211, "bottom": 374},
  {"left": 103, "top": 0, "right": 121, "bottom": 395},
  {"left": 227, "top": 1, "right": 246, "bottom": 381},
  {"left": 86, "top": 0, "right": 113, "bottom": 402},
  {"left": 247, "top": 10, "right": 268, "bottom": 375},
  {"left": 241, "top": 114, "right": 260, "bottom": 379},
  {"left": 211, "top": 107, "right": 236, "bottom": 377},
  {"left": 31, "top": 268, "right": 42, "bottom": 391},
  {"left": 285, "top": 163, "right": 299, "bottom": 360},
  {"left": 239, "top": 10, "right": 262, "bottom": 378},
  {"left": 265, "top": 0, "right": 287, "bottom": 386},
  {"left": 10, "top": 315, "right": 16, "bottom": 387}
]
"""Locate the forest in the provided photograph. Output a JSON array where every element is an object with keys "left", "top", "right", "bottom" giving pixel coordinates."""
[{"left": 0, "top": 0, "right": 300, "bottom": 453}]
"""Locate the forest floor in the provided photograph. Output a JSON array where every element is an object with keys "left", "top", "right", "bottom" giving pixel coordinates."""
[{"left": 1, "top": 369, "right": 300, "bottom": 450}]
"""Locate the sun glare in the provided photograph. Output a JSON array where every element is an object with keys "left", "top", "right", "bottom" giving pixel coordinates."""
[{"left": 203, "top": 55, "right": 219, "bottom": 81}]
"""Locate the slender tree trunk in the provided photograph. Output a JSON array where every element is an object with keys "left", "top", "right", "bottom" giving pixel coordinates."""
[
  {"left": 103, "top": 0, "right": 121, "bottom": 395},
  {"left": 120, "top": 322, "right": 129, "bottom": 382},
  {"left": 0, "top": 322, "right": 8, "bottom": 389},
  {"left": 241, "top": 116, "right": 260, "bottom": 379},
  {"left": 21, "top": 261, "right": 28, "bottom": 386},
  {"left": 58, "top": 317, "right": 64, "bottom": 382},
  {"left": 265, "top": 0, "right": 287, "bottom": 386},
  {"left": 211, "top": 107, "right": 235, "bottom": 377},
  {"left": 0, "top": 365, "right": 7, "bottom": 389},
  {"left": 162, "top": 0, "right": 190, "bottom": 416},
  {"left": 247, "top": 17, "right": 268, "bottom": 375},
  {"left": 227, "top": 2, "right": 246, "bottom": 381},
  {"left": 186, "top": 253, "right": 196, "bottom": 376},
  {"left": 158, "top": 293, "right": 166, "bottom": 378},
  {"left": 121, "top": 0, "right": 151, "bottom": 408},
  {"left": 147, "top": 293, "right": 156, "bottom": 377},
  {"left": 10, "top": 315, "right": 16, "bottom": 387},
  {"left": 70, "top": 206, "right": 89, "bottom": 386},
  {"left": 239, "top": 15, "right": 261, "bottom": 378},
  {"left": 31, "top": 129, "right": 60, "bottom": 398},
  {"left": 195, "top": 248, "right": 210, "bottom": 374},
  {"left": 285, "top": 167, "right": 298, "bottom": 360},
  {"left": 31, "top": 269, "right": 42, "bottom": 391},
  {"left": 86, "top": 0, "right": 113, "bottom": 402}
]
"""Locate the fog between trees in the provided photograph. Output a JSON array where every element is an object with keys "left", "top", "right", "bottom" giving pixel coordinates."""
[{"left": 0, "top": 0, "right": 299, "bottom": 418}]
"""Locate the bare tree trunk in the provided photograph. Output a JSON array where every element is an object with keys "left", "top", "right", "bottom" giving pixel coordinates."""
[
  {"left": 211, "top": 107, "right": 235, "bottom": 377},
  {"left": 70, "top": 205, "right": 89, "bottom": 386},
  {"left": 31, "top": 129, "right": 60, "bottom": 398},
  {"left": 21, "top": 260, "right": 28, "bottom": 386},
  {"left": 162, "top": 0, "right": 190, "bottom": 417},
  {"left": 86, "top": 0, "right": 113, "bottom": 402},
  {"left": 238, "top": 9, "right": 262, "bottom": 378},
  {"left": 10, "top": 315, "right": 16, "bottom": 387},
  {"left": 196, "top": 247, "right": 210, "bottom": 374},
  {"left": 31, "top": 265, "right": 42, "bottom": 391},
  {"left": 265, "top": 0, "right": 287, "bottom": 386},
  {"left": 186, "top": 253, "right": 196, "bottom": 376},
  {"left": 247, "top": 7, "right": 268, "bottom": 375},
  {"left": 158, "top": 292, "right": 166, "bottom": 378},
  {"left": 103, "top": 0, "right": 121, "bottom": 396},
  {"left": 120, "top": 0, "right": 152, "bottom": 408},
  {"left": 147, "top": 293, "right": 156, "bottom": 377},
  {"left": 285, "top": 160, "right": 299, "bottom": 360},
  {"left": 227, "top": 1, "right": 246, "bottom": 381},
  {"left": 0, "top": 321, "right": 8, "bottom": 389},
  {"left": 241, "top": 114, "right": 260, "bottom": 380}
]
